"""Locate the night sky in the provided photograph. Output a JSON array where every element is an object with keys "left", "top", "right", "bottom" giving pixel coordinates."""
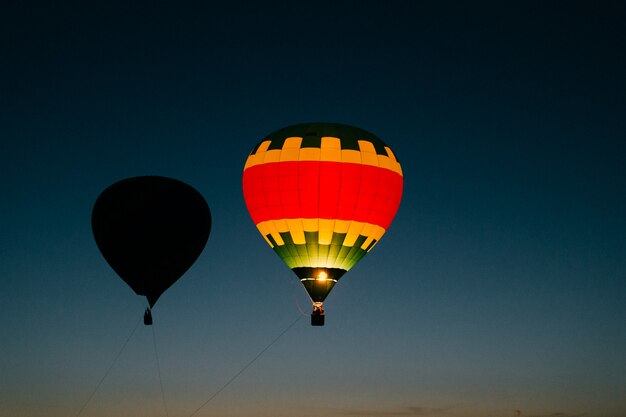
[{"left": 1, "top": 2, "right": 625, "bottom": 417}]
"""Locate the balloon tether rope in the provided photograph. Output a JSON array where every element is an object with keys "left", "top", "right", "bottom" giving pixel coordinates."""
[
  {"left": 73, "top": 317, "right": 142, "bottom": 417},
  {"left": 188, "top": 315, "right": 302, "bottom": 417},
  {"left": 152, "top": 324, "right": 169, "bottom": 417}
]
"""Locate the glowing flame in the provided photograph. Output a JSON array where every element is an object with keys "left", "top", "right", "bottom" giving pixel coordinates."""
[{"left": 317, "top": 271, "right": 328, "bottom": 281}]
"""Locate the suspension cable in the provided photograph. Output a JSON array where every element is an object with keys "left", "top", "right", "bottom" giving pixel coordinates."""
[
  {"left": 188, "top": 315, "right": 302, "bottom": 417},
  {"left": 152, "top": 324, "right": 169, "bottom": 417},
  {"left": 292, "top": 279, "right": 310, "bottom": 317},
  {"left": 73, "top": 317, "right": 142, "bottom": 417}
]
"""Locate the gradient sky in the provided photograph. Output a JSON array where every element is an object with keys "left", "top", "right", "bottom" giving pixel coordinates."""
[{"left": 1, "top": 2, "right": 625, "bottom": 417}]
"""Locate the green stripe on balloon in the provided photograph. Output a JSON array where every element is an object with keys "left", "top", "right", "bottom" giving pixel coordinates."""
[{"left": 268, "top": 240, "right": 369, "bottom": 271}]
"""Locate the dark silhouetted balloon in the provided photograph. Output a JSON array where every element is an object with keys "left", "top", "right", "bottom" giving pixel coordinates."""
[{"left": 92, "top": 176, "right": 211, "bottom": 308}]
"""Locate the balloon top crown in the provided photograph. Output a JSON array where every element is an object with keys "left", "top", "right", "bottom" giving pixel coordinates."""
[{"left": 246, "top": 122, "right": 401, "bottom": 164}]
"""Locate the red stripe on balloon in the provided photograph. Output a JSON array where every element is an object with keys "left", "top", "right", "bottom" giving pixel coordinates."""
[{"left": 243, "top": 161, "right": 403, "bottom": 229}]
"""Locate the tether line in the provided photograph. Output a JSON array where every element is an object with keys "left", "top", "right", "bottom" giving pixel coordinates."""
[
  {"left": 74, "top": 317, "right": 142, "bottom": 417},
  {"left": 152, "top": 325, "right": 169, "bottom": 417},
  {"left": 188, "top": 315, "right": 302, "bottom": 417}
]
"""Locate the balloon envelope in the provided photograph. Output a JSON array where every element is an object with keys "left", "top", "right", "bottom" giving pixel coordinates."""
[
  {"left": 92, "top": 176, "right": 211, "bottom": 307},
  {"left": 242, "top": 123, "right": 403, "bottom": 303}
]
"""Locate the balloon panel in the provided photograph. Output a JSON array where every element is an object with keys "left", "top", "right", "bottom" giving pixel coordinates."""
[{"left": 244, "top": 162, "right": 402, "bottom": 228}]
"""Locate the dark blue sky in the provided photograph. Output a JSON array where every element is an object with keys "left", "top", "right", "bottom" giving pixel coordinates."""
[{"left": 1, "top": 2, "right": 625, "bottom": 417}]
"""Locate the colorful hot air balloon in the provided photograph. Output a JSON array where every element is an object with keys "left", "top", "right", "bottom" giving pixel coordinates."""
[
  {"left": 242, "top": 123, "right": 403, "bottom": 325},
  {"left": 92, "top": 176, "right": 211, "bottom": 324}
]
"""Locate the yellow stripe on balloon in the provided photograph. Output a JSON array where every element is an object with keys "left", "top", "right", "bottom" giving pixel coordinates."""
[
  {"left": 256, "top": 221, "right": 285, "bottom": 247},
  {"left": 262, "top": 148, "right": 279, "bottom": 163},
  {"left": 361, "top": 236, "right": 375, "bottom": 250},
  {"left": 341, "top": 149, "right": 361, "bottom": 164},
  {"left": 320, "top": 136, "right": 342, "bottom": 162},
  {"left": 255, "top": 218, "right": 386, "bottom": 248},
  {"left": 244, "top": 138, "right": 402, "bottom": 175},
  {"left": 283, "top": 137, "right": 303, "bottom": 148},
  {"left": 333, "top": 219, "right": 351, "bottom": 234},
  {"left": 302, "top": 218, "right": 319, "bottom": 232},
  {"left": 358, "top": 140, "right": 379, "bottom": 166},
  {"left": 280, "top": 147, "right": 300, "bottom": 161},
  {"left": 343, "top": 221, "right": 366, "bottom": 247},
  {"left": 318, "top": 218, "right": 335, "bottom": 245},
  {"left": 299, "top": 148, "right": 320, "bottom": 161},
  {"left": 285, "top": 219, "right": 306, "bottom": 244},
  {"left": 243, "top": 140, "right": 272, "bottom": 170}
]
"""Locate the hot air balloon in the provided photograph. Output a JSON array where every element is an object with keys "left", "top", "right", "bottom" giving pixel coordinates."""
[
  {"left": 92, "top": 176, "right": 211, "bottom": 325},
  {"left": 242, "top": 123, "right": 403, "bottom": 325}
]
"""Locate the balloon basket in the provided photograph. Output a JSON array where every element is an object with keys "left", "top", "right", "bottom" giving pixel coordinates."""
[
  {"left": 311, "top": 313, "right": 325, "bottom": 326},
  {"left": 144, "top": 308, "right": 153, "bottom": 325}
]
